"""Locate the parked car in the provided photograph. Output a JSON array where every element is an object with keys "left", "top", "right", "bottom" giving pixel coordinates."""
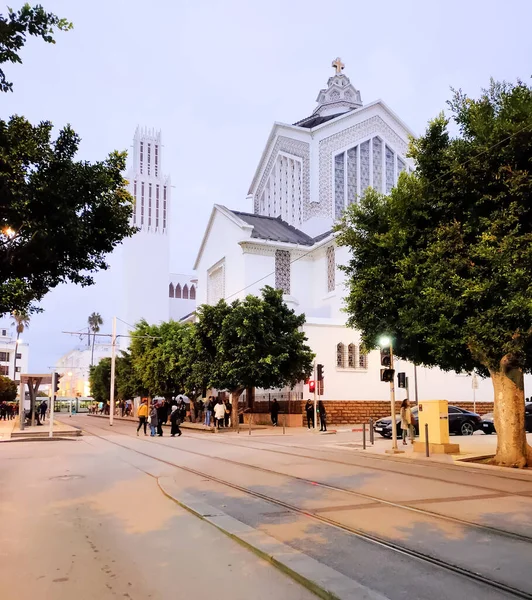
[
  {"left": 374, "top": 405, "right": 482, "bottom": 438},
  {"left": 480, "top": 402, "right": 532, "bottom": 434}
]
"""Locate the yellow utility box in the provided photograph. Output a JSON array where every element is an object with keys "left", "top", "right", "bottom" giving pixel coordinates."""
[{"left": 414, "top": 399, "right": 460, "bottom": 454}]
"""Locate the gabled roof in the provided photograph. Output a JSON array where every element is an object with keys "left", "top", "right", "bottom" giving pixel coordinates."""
[{"left": 231, "top": 210, "right": 315, "bottom": 246}]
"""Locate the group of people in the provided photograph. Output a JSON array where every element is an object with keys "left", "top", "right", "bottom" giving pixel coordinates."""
[
  {"left": 303, "top": 399, "right": 327, "bottom": 432},
  {"left": 202, "top": 396, "right": 232, "bottom": 429},
  {"left": 0, "top": 401, "right": 16, "bottom": 420},
  {"left": 136, "top": 398, "right": 187, "bottom": 438}
]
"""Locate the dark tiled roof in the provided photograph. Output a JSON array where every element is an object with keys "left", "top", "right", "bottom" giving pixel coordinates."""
[
  {"left": 231, "top": 211, "right": 316, "bottom": 246},
  {"left": 313, "top": 230, "right": 333, "bottom": 243},
  {"left": 293, "top": 113, "right": 343, "bottom": 128}
]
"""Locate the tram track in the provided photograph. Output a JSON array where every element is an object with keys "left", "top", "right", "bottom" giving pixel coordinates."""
[{"left": 79, "top": 418, "right": 532, "bottom": 599}]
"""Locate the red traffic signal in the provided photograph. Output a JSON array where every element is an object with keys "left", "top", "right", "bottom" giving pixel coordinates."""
[{"left": 308, "top": 380, "right": 316, "bottom": 393}]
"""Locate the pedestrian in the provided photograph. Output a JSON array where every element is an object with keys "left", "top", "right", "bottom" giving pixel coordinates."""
[
  {"left": 178, "top": 399, "right": 187, "bottom": 422},
  {"left": 318, "top": 400, "right": 327, "bottom": 432},
  {"left": 195, "top": 397, "right": 204, "bottom": 424},
  {"left": 224, "top": 398, "right": 232, "bottom": 428},
  {"left": 170, "top": 405, "right": 182, "bottom": 437},
  {"left": 156, "top": 400, "right": 167, "bottom": 436},
  {"left": 136, "top": 399, "right": 149, "bottom": 436},
  {"left": 0, "top": 402, "right": 6, "bottom": 421},
  {"left": 214, "top": 399, "right": 225, "bottom": 429},
  {"left": 305, "top": 399, "right": 314, "bottom": 429},
  {"left": 400, "top": 399, "right": 414, "bottom": 445},
  {"left": 204, "top": 396, "right": 213, "bottom": 427},
  {"left": 149, "top": 402, "right": 158, "bottom": 437},
  {"left": 271, "top": 398, "right": 279, "bottom": 427},
  {"left": 39, "top": 400, "right": 47, "bottom": 423}
]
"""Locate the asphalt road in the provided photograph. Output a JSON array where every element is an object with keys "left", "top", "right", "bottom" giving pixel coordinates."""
[{"left": 4, "top": 414, "right": 532, "bottom": 600}]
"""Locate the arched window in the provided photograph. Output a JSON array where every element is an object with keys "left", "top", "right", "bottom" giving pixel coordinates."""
[
  {"left": 359, "top": 351, "right": 368, "bottom": 369},
  {"left": 175, "top": 284, "right": 182, "bottom": 298},
  {"left": 348, "top": 344, "right": 355, "bottom": 368},
  {"left": 336, "top": 343, "right": 345, "bottom": 368},
  {"left": 183, "top": 284, "right": 189, "bottom": 299},
  {"left": 169, "top": 283, "right": 174, "bottom": 298},
  {"left": 189, "top": 284, "right": 196, "bottom": 300}
]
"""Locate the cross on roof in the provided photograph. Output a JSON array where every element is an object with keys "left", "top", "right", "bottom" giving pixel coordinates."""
[{"left": 331, "top": 57, "right": 345, "bottom": 74}]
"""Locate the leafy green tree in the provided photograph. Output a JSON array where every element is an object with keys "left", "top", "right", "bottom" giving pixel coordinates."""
[
  {"left": 197, "top": 286, "right": 315, "bottom": 427},
  {"left": 129, "top": 320, "right": 195, "bottom": 400},
  {"left": 0, "top": 374, "right": 17, "bottom": 402},
  {"left": 337, "top": 79, "right": 532, "bottom": 467},
  {"left": 89, "top": 358, "right": 114, "bottom": 404},
  {"left": 0, "top": 117, "right": 136, "bottom": 315},
  {"left": 88, "top": 312, "right": 103, "bottom": 366},
  {"left": 116, "top": 350, "right": 147, "bottom": 401},
  {"left": 0, "top": 3, "right": 72, "bottom": 93}
]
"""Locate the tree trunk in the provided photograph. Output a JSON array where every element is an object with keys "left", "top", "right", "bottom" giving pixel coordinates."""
[
  {"left": 490, "top": 360, "right": 532, "bottom": 468},
  {"left": 12, "top": 331, "right": 20, "bottom": 381},
  {"left": 231, "top": 388, "right": 244, "bottom": 430}
]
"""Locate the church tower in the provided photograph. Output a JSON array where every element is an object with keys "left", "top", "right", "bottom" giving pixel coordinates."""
[{"left": 120, "top": 127, "right": 171, "bottom": 337}]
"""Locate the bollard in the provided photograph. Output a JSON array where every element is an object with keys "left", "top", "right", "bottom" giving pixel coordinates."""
[
  {"left": 425, "top": 423, "right": 430, "bottom": 457},
  {"left": 369, "top": 417, "right": 374, "bottom": 445},
  {"left": 362, "top": 422, "right": 366, "bottom": 450}
]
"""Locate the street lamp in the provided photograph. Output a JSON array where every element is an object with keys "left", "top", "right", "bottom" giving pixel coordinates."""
[
  {"left": 379, "top": 336, "right": 391, "bottom": 347},
  {"left": 379, "top": 335, "right": 400, "bottom": 453}
]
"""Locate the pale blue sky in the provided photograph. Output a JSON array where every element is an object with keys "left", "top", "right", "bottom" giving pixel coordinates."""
[{"left": 2, "top": 0, "right": 532, "bottom": 371}]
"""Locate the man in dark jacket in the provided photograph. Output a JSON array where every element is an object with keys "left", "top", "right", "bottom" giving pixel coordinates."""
[
  {"left": 156, "top": 401, "right": 168, "bottom": 436},
  {"left": 318, "top": 400, "right": 327, "bottom": 432},
  {"left": 305, "top": 399, "right": 314, "bottom": 429},
  {"left": 271, "top": 398, "right": 279, "bottom": 427}
]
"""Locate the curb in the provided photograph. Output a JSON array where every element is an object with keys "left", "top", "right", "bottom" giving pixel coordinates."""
[{"left": 157, "top": 476, "right": 386, "bottom": 600}]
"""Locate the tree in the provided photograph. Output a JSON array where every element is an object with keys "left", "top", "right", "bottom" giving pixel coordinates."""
[
  {"left": 88, "top": 312, "right": 103, "bottom": 366},
  {"left": 116, "top": 350, "right": 147, "bottom": 401},
  {"left": 0, "top": 3, "right": 72, "bottom": 93},
  {"left": 129, "top": 320, "right": 195, "bottom": 399},
  {"left": 11, "top": 309, "right": 28, "bottom": 378},
  {"left": 89, "top": 358, "right": 114, "bottom": 404},
  {"left": 197, "top": 286, "right": 315, "bottom": 428},
  {"left": 0, "top": 375, "right": 17, "bottom": 402},
  {"left": 336, "top": 79, "right": 532, "bottom": 467},
  {"left": 1, "top": 117, "right": 136, "bottom": 315}
]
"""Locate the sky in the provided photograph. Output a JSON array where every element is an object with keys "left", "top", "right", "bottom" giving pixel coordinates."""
[{"left": 2, "top": 0, "right": 532, "bottom": 372}]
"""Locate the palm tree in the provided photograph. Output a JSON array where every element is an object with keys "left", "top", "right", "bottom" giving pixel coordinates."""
[
  {"left": 11, "top": 310, "right": 29, "bottom": 381},
  {"left": 88, "top": 312, "right": 104, "bottom": 366}
]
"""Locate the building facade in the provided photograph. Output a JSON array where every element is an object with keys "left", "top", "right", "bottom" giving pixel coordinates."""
[
  {"left": 194, "top": 59, "right": 494, "bottom": 418},
  {"left": 55, "top": 343, "right": 113, "bottom": 398},
  {"left": 0, "top": 323, "right": 29, "bottom": 383}
]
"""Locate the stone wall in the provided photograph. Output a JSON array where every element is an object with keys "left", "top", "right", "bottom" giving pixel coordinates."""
[{"left": 249, "top": 399, "right": 494, "bottom": 425}]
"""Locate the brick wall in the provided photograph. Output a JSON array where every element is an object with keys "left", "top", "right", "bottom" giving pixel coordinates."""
[{"left": 249, "top": 399, "right": 494, "bottom": 425}]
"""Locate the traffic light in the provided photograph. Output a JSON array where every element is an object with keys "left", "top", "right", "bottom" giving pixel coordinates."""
[
  {"left": 308, "top": 380, "right": 316, "bottom": 393},
  {"left": 380, "top": 346, "right": 391, "bottom": 368},
  {"left": 53, "top": 372, "right": 63, "bottom": 394},
  {"left": 397, "top": 372, "right": 406, "bottom": 388},
  {"left": 317, "top": 364, "right": 324, "bottom": 381},
  {"left": 380, "top": 368, "right": 395, "bottom": 382}
]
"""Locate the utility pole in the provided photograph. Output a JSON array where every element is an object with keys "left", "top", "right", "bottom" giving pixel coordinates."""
[
  {"left": 313, "top": 362, "right": 317, "bottom": 432},
  {"left": 389, "top": 341, "right": 398, "bottom": 451},
  {"left": 109, "top": 316, "right": 117, "bottom": 426}
]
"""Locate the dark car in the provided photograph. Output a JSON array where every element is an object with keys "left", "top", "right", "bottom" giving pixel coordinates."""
[
  {"left": 481, "top": 402, "right": 532, "bottom": 434},
  {"left": 374, "top": 405, "right": 482, "bottom": 438}
]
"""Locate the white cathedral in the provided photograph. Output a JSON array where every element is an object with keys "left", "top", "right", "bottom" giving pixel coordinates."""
[{"left": 194, "top": 59, "right": 494, "bottom": 416}]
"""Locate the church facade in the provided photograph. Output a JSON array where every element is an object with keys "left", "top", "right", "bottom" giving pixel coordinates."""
[{"left": 194, "top": 60, "right": 493, "bottom": 419}]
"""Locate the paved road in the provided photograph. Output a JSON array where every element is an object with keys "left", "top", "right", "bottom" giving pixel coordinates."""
[
  {"left": 5, "top": 414, "right": 532, "bottom": 599},
  {"left": 0, "top": 435, "right": 316, "bottom": 600}
]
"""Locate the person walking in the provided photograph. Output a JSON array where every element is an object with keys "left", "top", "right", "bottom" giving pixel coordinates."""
[
  {"left": 39, "top": 400, "right": 47, "bottom": 423},
  {"left": 224, "top": 398, "right": 232, "bottom": 428},
  {"left": 318, "top": 400, "right": 327, "bottom": 432},
  {"left": 204, "top": 397, "right": 213, "bottom": 427},
  {"left": 214, "top": 399, "right": 225, "bottom": 429},
  {"left": 271, "top": 398, "right": 279, "bottom": 427},
  {"left": 156, "top": 400, "right": 167, "bottom": 436},
  {"left": 169, "top": 405, "right": 182, "bottom": 437},
  {"left": 149, "top": 402, "right": 158, "bottom": 437},
  {"left": 195, "top": 397, "right": 204, "bottom": 424},
  {"left": 400, "top": 399, "right": 414, "bottom": 445},
  {"left": 136, "top": 399, "right": 149, "bottom": 436},
  {"left": 305, "top": 399, "right": 314, "bottom": 429}
]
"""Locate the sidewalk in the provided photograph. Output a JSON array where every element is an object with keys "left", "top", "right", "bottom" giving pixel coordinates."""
[{"left": 0, "top": 417, "right": 81, "bottom": 441}]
